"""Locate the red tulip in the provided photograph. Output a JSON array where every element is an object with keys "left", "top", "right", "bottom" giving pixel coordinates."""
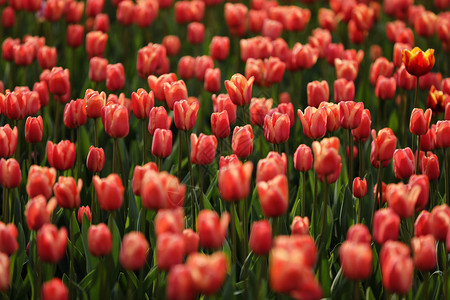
[
  {"left": 37, "top": 46, "right": 57, "bottom": 70},
  {"left": 435, "top": 120, "right": 450, "bottom": 149},
  {"left": 190, "top": 133, "right": 217, "bottom": 165},
  {"left": 307, "top": 80, "right": 329, "bottom": 108},
  {"left": 249, "top": 97, "right": 272, "bottom": 126},
  {"left": 264, "top": 57, "right": 285, "bottom": 85},
  {"left": 120, "top": 231, "right": 149, "bottom": 270},
  {"left": 346, "top": 224, "right": 371, "bottom": 244},
  {"left": 183, "top": 229, "right": 199, "bottom": 254},
  {"left": 46, "top": 140, "right": 76, "bottom": 171},
  {"left": 173, "top": 100, "right": 198, "bottom": 131},
  {"left": 293, "top": 144, "right": 313, "bottom": 172},
  {"left": 0, "top": 222, "right": 18, "bottom": 255},
  {"left": 212, "top": 94, "right": 237, "bottom": 124},
  {"left": 0, "top": 253, "right": 9, "bottom": 292},
  {"left": 245, "top": 58, "right": 264, "bottom": 86},
  {"left": 218, "top": 160, "right": 253, "bottom": 201},
  {"left": 373, "top": 208, "right": 400, "bottom": 244},
  {"left": 141, "top": 171, "right": 186, "bottom": 210},
  {"left": 101, "top": 103, "right": 129, "bottom": 138},
  {"left": 136, "top": 44, "right": 168, "bottom": 79},
  {"left": 162, "top": 36, "right": 180, "bottom": 56},
  {"left": 386, "top": 182, "right": 420, "bottom": 218},
  {"left": 276, "top": 102, "right": 295, "bottom": 128},
  {"left": 166, "top": 265, "right": 196, "bottom": 300},
  {"left": 370, "top": 128, "right": 397, "bottom": 168},
  {"left": 194, "top": 55, "right": 214, "bottom": 81},
  {"left": 13, "top": 43, "right": 34, "bottom": 66},
  {"left": 37, "top": 224, "right": 68, "bottom": 263},
  {"left": 340, "top": 241, "right": 373, "bottom": 280},
  {"left": 318, "top": 102, "right": 340, "bottom": 132},
  {"left": 210, "top": 36, "right": 230, "bottom": 61},
  {"left": 25, "top": 196, "right": 57, "bottom": 231},
  {"left": 131, "top": 89, "right": 154, "bottom": 119},
  {"left": 375, "top": 76, "right": 396, "bottom": 100},
  {"left": 116, "top": 0, "right": 134, "bottom": 25},
  {"left": 211, "top": 111, "right": 230, "bottom": 139},
  {"left": 381, "top": 247, "right": 413, "bottom": 294},
  {"left": 186, "top": 252, "right": 228, "bottom": 295},
  {"left": 131, "top": 162, "right": 158, "bottom": 196},
  {"left": 369, "top": 57, "right": 394, "bottom": 86},
  {"left": 393, "top": 43, "right": 412, "bottom": 68},
  {"left": 89, "top": 57, "right": 108, "bottom": 83},
  {"left": 225, "top": 73, "right": 254, "bottom": 106},
  {"left": 204, "top": 68, "right": 221, "bottom": 93},
  {"left": 197, "top": 210, "right": 229, "bottom": 249},
  {"left": 86, "top": 0, "right": 104, "bottom": 17},
  {"left": 291, "top": 216, "right": 309, "bottom": 236},
  {"left": 187, "top": 22, "right": 205, "bottom": 45},
  {"left": 77, "top": 206, "right": 91, "bottom": 224},
  {"left": 26, "top": 166, "right": 57, "bottom": 199},
  {"left": 178, "top": 56, "right": 196, "bottom": 80},
  {"left": 258, "top": 175, "right": 288, "bottom": 218},
  {"left": 319, "top": 8, "right": 337, "bottom": 31},
  {"left": 429, "top": 204, "right": 450, "bottom": 241},
  {"left": 48, "top": 67, "right": 71, "bottom": 99},
  {"left": 24, "top": 116, "right": 43, "bottom": 144},
  {"left": 67, "top": 24, "right": 84, "bottom": 48},
  {"left": 231, "top": 125, "right": 254, "bottom": 158},
  {"left": 157, "top": 233, "right": 186, "bottom": 271},
  {"left": 402, "top": 47, "right": 435, "bottom": 77},
  {"left": 65, "top": 0, "right": 84, "bottom": 24},
  {"left": 311, "top": 137, "right": 342, "bottom": 183},
  {"left": 155, "top": 208, "right": 184, "bottom": 237},
  {"left": 152, "top": 128, "right": 172, "bottom": 158},
  {"left": 0, "top": 158, "right": 21, "bottom": 189},
  {"left": 335, "top": 58, "right": 358, "bottom": 81},
  {"left": 249, "top": 220, "right": 272, "bottom": 255},
  {"left": 411, "top": 235, "right": 437, "bottom": 271},
  {"left": 415, "top": 210, "right": 431, "bottom": 237},
  {"left": 297, "top": 106, "right": 327, "bottom": 139},
  {"left": 63, "top": 99, "right": 87, "bottom": 129},
  {"left": 41, "top": 278, "right": 68, "bottom": 300},
  {"left": 292, "top": 43, "right": 319, "bottom": 70},
  {"left": 256, "top": 152, "right": 287, "bottom": 183},
  {"left": 106, "top": 63, "right": 125, "bottom": 91},
  {"left": 392, "top": 148, "right": 415, "bottom": 179},
  {"left": 422, "top": 152, "right": 439, "bottom": 180},
  {"left": 164, "top": 80, "right": 188, "bottom": 110},
  {"left": 86, "top": 31, "right": 108, "bottom": 58},
  {"left": 53, "top": 176, "right": 82, "bottom": 209},
  {"left": 87, "top": 223, "right": 112, "bottom": 257},
  {"left": 352, "top": 177, "right": 367, "bottom": 198},
  {"left": 86, "top": 146, "right": 105, "bottom": 173},
  {"left": 84, "top": 90, "right": 106, "bottom": 119},
  {"left": 33, "top": 81, "right": 49, "bottom": 107},
  {"left": 339, "top": 101, "right": 363, "bottom": 130},
  {"left": 148, "top": 106, "right": 170, "bottom": 135},
  {"left": 93, "top": 174, "right": 124, "bottom": 211},
  {"left": 3, "top": 90, "right": 40, "bottom": 120},
  {"left": 264, "top": 112, "right": 290, "bottom": 144},
  {"left": 351, "top": 109, "right": 372, "bottom": 143},
  {"left": 1, "top": 7, "right": 15, "bottom": 28}
]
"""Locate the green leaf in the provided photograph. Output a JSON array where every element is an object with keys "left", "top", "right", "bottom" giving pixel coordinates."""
[{"left": 108, "top": 214, "right": 121, "bottom": 269}]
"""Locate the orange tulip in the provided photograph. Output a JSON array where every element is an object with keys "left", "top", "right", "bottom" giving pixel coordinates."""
[{"left": 402, "top": 47, "right": 435, "bottom": 77}]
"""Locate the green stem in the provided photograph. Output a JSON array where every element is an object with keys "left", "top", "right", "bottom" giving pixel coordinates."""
[
  {"left": 416, "top": 135, "right": 420, "bottom": 175},
  {"left": 94, "top": 118, "right": 99, "bottom": 147},
  {"left": 99, "top": 257, "right": 105, "bottom": 298},
  {"left": 443, "top": 242, "right": 448, "bottom": 300},
  {"left": 320, "top": 180, "right": 329, "bottom": 250},
  {"left": 358, "top": 197, "right": 362, "bottom": 224},
  {"left": 313, "top": 172, "right": 318, "bottom": 235},
  {"left": 359, "top": 141, "right": 364, "bottom": 177},
  {"left": 302, "top": 172, "right": 306, "bottom": 217},
  {"left": 127, "top": 272, "right": 133, "bottom": 300},
  {"left": 77, "top": 127, "right": 81, "bottom": 179},
  {"left": 185, "top": 131, "right": 196, "bottom": 225},
  {"left": 142, "top": 119, "right": 147, "bottom": 164},
  {"left": 91, "top": 176, "right": 97, "bottom": 224},
  {"left": 54, "top": 101, "right": 61, "bottom": 142},
  {"left": 2, "top": 188, "right": 8, "bottom": 223},
  {"left": 137, "top": 268, "right": 144, "bottom": 300},
  {"left": 156, "top": 156, "right": 162, "bottom": 171},
  {"left": 349, "top": 129, "right": 354, "bottom": 187},
  {"left": 376, "top": 166, "right": 383, "bottom": 210},
  {"left": 199, "top": 165, "right": 204, "bottom": 211},
  {"left": 140, "top": 206, "right": 146, "bottom": 235},
  {"left": 259, "top": 129, "right": 263, "bottom": 159},
  {"left": 354, "top": 281, "right": 360, "bottom": 300},
  {"left": 423, "top": 271, "right": 429, "bottom": 300},
  {"left": 29, "top": 143, "right": 33, "bottom": 168},
  {"left": 230, "top": 202, "right": 237, "bottom": 280},
  {"left": 69, "top": 209, "right": 76, "bottom": 300},
  {"left": 113, "top": 139, "right": 117, "bottom": 174},
  {"left": 445, "top": 148, "right": 449, "bottom": 205},
  {"left": 414, "top": 76, "right": 419, "bottom": 109},
  {"left": 178, "top": 132, "right": 182, "bottom": 179}
]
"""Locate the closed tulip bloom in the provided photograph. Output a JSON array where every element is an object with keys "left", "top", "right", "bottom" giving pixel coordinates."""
[
  {"left": 41, "top": 278, "right": 68, "bottom": 300},
  {"left": 293, "top": 144, "right": 313, "bottom": 172},
  {"left": 312, "top": 137, "right": 342, "bottom": 183},
  {"left": 277, "top": 102, "right": 295, "bottom": 128},
  {"left": 249, "top": 98, "right": 272, "bottom": 126},
  {"left": 46, "top": 140, "right": 76, "bottom": 171},
  {"left": 13, "top": 43, "right": 34, "bottom": 66},
  {"left": 0, "top": 125, "right": 17, "bottom": 158},
  {"left": 155, "top": 208, "right": 184, "bottom": 238},
  {"left": 211, "top": 111, "right": 230, "bottom": 139},
  {"left": 53, "top": 176, "right": 82, "bottom": 209},
  {"left": 84, "top": 90, "right": 106, "bottom": 119},
  {"left": 87, "top": 223, "right": 112, "bottom": 257},
  {"left": 190, "top": 134, "right": 217, "bottom": 165},
  {"left": 415, "top": 210, "right": 431, "bottom": 237},
  {"left": 264, "top": 57, "right": 285, "bottom": 85},
  {"left": 0, "top": 253, "right": 9, "bottom": 292},
  {"left": 264, "top": 112, "right": 290, "bottom": 144},
  {"left": 392, "top": 148, "right": 415, "bottom": 179},
  {"left": 318, "top": 102, "right": 340, "bottom": 132},
  {"left": 89, "top": 57, "right": 108, "bottom": 83},
  {"left": 164, "top": 80, "right": 188, "bottom": 110},
  {"left": 340, "top": 241, "right": 372, "bottom": 280},
  {"left": 212, "top": 94, "right": 237, "bottom": 124},
  {"left": 116, "top": 0, "right": 134, "bottom": 25},
  {"left": 292, "top": 43, "right": 319, "bottom": 70},
  {"left": 25, "top": 196, "right": 57, "bottom": 231},
  {"left": 120, "top": 231, "right": 149, "bottom": 270},
  {"left": 173, "top": 100, "right": 198, "bottom": 131},
  {"left": 256, "top": 152, "right": 287, "bottom": 183},
  {"left": 106, "top": 63, "right": 125, "bottom": 91},
  {"left": 0, "top": 158, "right": 21, "bottom": 189},
  {"left": 409, "top": 175, "right": 429, "bottom": 211},
  {"left": 307, "top": 80, "right": 329, "bottom": 108},
  {"left": 86, "top": 31, "right": 108, "bottom": 58},
  {"left": 411, "top": 235, "right": 437, "bottom": 271},
  {"left": 86, "top": 146, "right": 105, "bottom": 173},
  {"left": 37, "top": 46, "right": 57, "bottom": 70},
  {"left": 131, "top": 162, "right": 158, "bottom": 196},
  {"left": 183, "top": 229, "right": 199, "bottom": 254},
  {"left": 186, "top": 252, "right": 228, "bottom": 296},
  {"left": 291, "top": 216, "right": 309, "bottom": 235},
  {"left": 86, "top": 0, "right": 104, "bottom": 17},
  {"left": 194, "top": 56, "right": 214, "bottom": 81},
  {"left": 33, "top": 81, "right": 49, "bottom": 107},
  {"left": 386, "top": 182, "right": 420, "bottom": 218},
  {"left": 166, "top": 265, "right": 196, "bottom": 300},
  {"left": 249, "top": 220, "right": 272, "bottom": 255},
  {"left": 225, "top": 73, "right": 254, "bottom": 106},
  {"left": 435, "top": 120, "right": 450, "bottom": 149},
  {"left": 93, "top": 14, "right": 110, "bottom": 32},
  {"left": 345, "top": 224, "right": 371, "bottom": 245},
  {"left": 63, "top": 99, "right": 87, "bottom": 129},
  {"left": 148, "top": 107, "right": 170, "bottom": 135},
  {"left": 178, "top": 56, "right": 196, "bottom": 80},
  {"left": 375, "top": 76, "right": 396, "bottom": 100},
  {"left": 196, "top": 210, "right": 229, "bottom": 249},
  {"left": 162, "top": 36, "right": 180, "bottom": 56},
  {"left": 0, "top": 222, "right": 18, "bottom": 255},
  {"left": 395, "top": 64, "right": 416, "bottom": 90},
  {"left": 3, "top": 90, "right": 40, "bottom": 120},
  {"left": 353, "top": 177, "right": 367, "bottom": 198},
  {"left": 66, "top": 24, "right": 84, "bottom": 48},
  {"left": 369, "top": 57, "right": 394, "bottom": 86},
  {"left": 65, "top": 0, "right": 84, "bottom": 24},
  {"left": 187, "top": 22, "right": 205, "bottom": 45},
  {"left": 2, "top": 38, "right": 20, "bottom": 62},
  {"left": 93, "top": 174, "right": 124, "bottom": 211},
  {"left": 352, "top": 109, "right": 371, "bottom": 143},
  {"left": 381, "top": 251, "right": 414, "bottom": 294},
  {"left": 297, "top": 107, "right": 327, "bottom": 139},
  {"left": 210, "top": 36, "right": 230, "bottom": 61},
  {"left": 48, "top": 67, "right": 70, "bottom": 98},
  {"left": 339, "top": 101, "right": 363, "bottom": 129},
  {"left": 1, "top": 7, "right": 15, "bottom": 28},
  {"left": 373, "top": 208, "right": 400, "bottom": 244},
  {"left": 335, "top": 58, "right": 359, "bottom": 81},
  {"left": 77, "top": 206, "right": 91, "bottom": 224},
  {"left": 410, "top": 108, "right": 432, "bottom": 136},
  {"left": 157, "top": 233, "right": 186, "bottom": 271},
  {"left": 152, "top": 129, "right": 172, "bottom": 158},
  {"left": 101, "top": 104, "right": 129, "bottom": 138},
  {"left": 204, "top": 68, "right": 221, "bottom": 93},
  {"left": 131, "top": 89, "right": 154, "bottom": 119},
  {"left": 26, "top": 166, "right": 57, "bottom": 199},
  {"left": 429, "top": 204, "right": 450, "bottom": 241},
  {"left": 371, "top": 128, "right": 397, "bottom": 168},
  {"left": 25, "top": 116, "right": 43, "bottom": 143},
  {"left": 231, "top": 125, "right": 254, "bottom": 158},
  {"left": 402, "top": 47, "right": 435, "bottom": 77},
  {"left": 37, "top": 224, "right": 68, "bottom": 263},
  {"left": 422, "top": 152, "right": 439, "bottom": 180},
  {"left": 258, "top": 175, "right": 288, "bottom": 218},
  {"left": 218, "top": 160, "right": 253, "bottom": 201}
]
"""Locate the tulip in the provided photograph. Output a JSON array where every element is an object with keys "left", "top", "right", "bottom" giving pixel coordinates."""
[
  {"left": 1, "top": 7, "right": 15, "bottom": 28},
  {"left": 86, "top": 31, "right": 108, "bottom": 58},
  {"left": 319, "top": 102, "right": 340, "bottom": 132},
  {"left": 258, "top": 175, "right": 288, "bottom": 218},
  {"left": 84, "top": 90, "right": 106, "bottom": 119},
  {"left": 183, "top": 229, "right": 199, "bottom": 254},
  {"left": 256, "top": 152, "right": 287, "bottom": 183},
  {"left": 41, "top": 278, "right": 68, "bottom": 300},
  {"left": 93, "top": 14, "right": 110, "bottom": 32},
  {"left": 396, "top": 64, "right": 417, "bottom": 90},
  {"left": 435, "top": 120, "right": 450, "bottom": 149},
  {"left": 166, "top": 265, "right": 196, "bottom": 300},
  {"left": 293, "top": 144, "right": 313, "bottom": 173},
  {"left": 211, "top": 111, "right": 230, "bottom": 140},
  {"left": 48, "top": 67, "right": 71, "bottom": 98},
  {"left": 411, "top": 235, "right": 437, "bottom": 271},
  {"left": 46, "top": 140, "right": 76, "bottom": 171},
  {"left": 13, "top": 43, "right": 34, "bottom": 66},
  {"left": 155, "top": 208, "right": 184, "bottom": 237},
  {"left": 231, "top": 125, "right": 254, "bottom": 158},
  {"left": 353, "top": 177, "right": 367, "bottom": 198},
  {"left": 352, "top": 109, "right": 371, "bottom": 143},
  {"left": 264, "top": 112, "right": 290, "bottom": 144},
  {"left": 307, "top": 80, "right": 329, "bottom": 108},
  {"left": 89, "top": 57, "right": 108, "bottom": 83},
  {"left": 156, "top": 233, "right": 186, "bottom": 271},
  {"left": 53, "top": 176, "right": 82, "bottom": 209},
  {"left": 196, "top": 210, "right": 230, "bottom": 249},
  {"left": 0, "top": 158, "right": 21, "bottom": 189},
  {"left": 249, "top": 220, "right": 272, "bottom": 255},
  {"left": 120, "top": 231, "right": 149, "bottom": 270},
  {"left": 292, "top": 43, "right": 319, "bottom": 70},
  {"left": 137, "top": 44, "right": 168, "bottom": 79},
  {"left": 210, "top": 36, "right": 230, "bottom": 61},
  {"left": 24, "top": 195, "right": 57, "bottom": 231},
  {"left": 67, "top": 24, "right": 84, "bottom": 48},
  {"left": 276, "top": 103, "right": 295, "bottom": 128},
  {"left": 86, "top": 146, "right": 105, "bottom": 173},
  {"left": 194, "top": 56, "right": 214, "bottom": 81},
  {"left": 335, "top": 58, "right": 359, "bottom": 81},
  {"left": 381, "top": 244, "right": 414, "bottom": 294},
  {"left": 369, "top": 57, "right": 394, "bottom": 86},
  {"left": 0, "top": 222, "right": 18, "bottom": 255},
  {"left": 116, "top": 0, "right": 134, "bottom": 25},
  {"left": 178, "top": 56, "right": 196, "bottom": 80},
  {"left": 393, "top": 43, "right": 412, "bottom": 68},
  {"left": 77, "top": 206, "right": 91, "bottom": 224},
  {"left": 152, "top": 129, "right": 172, "bottom": 158},
  {"left": 409, "top": 108, "right": 432, "bottom": 136},
  {"left": 186, "top": 252, "right": 228, "bottom": 295},
  {"left": 24, "top": 116, "right": 43, "bottom": 145},
  {"left": 429, "top": 204, "right": 450, "bottom": 241},
  {"left": 375, "top": 76, "right": 396, "bottom": 100},
  {"left": 225, "top": 73, "right": 254, "bottom": 106},
  {"left": 373, "top": 208, "right": 400, "bottom": 244},
  {"left": 173, "top": 100, "right": 198, "bottom": 131},
  {"left": 346, "top": 224, "right": 371, "bottom": 245},
  {"left": 212, "top": 94, "right": 237, "bottom": 124},
  {"left": 408, "top": 175, "right": 429, "bottom": 211},
  {"left": 141, "top": 171, "right": 186, "bottom": 209},
  {"left": 63, "top": 99, "right": 87, "bottom": 129},
  {"left": 162, "top": 36, "right": 181, "bottom": 56},
  {"left": 0, "top": 253, "right": 9, "bottom": 292},
  {"left": 386, "top": 182, "right": 420, "bottom": 218},
  {"left": 249, "top": 98, "right": 272, "bottom": 127},
  {"left": 93, "top": 174, "right": 124, "bottom": 211},
  {"left": 101, "top": 104, "right": 129, "bottom": 138},
  {"left": 37, "top": 224, "right": 68, "bottom": 263},
  {"left": 148, "top": 107, "right": 171, "bottom": 136},
  {"left": 218, "top": 160, "right": 253, "bottom": 201},
  {"left": 204, "top": 68, "right": 221, "bottom": 93},
  {"left": 422, "top": 152, "right": 439, "bottom": 180},
  {"left": 340, "top": 241, "right": 373, "bottom": 280},
  {"left": 339, "top": 101, "right": 364, "bottom": 130},
  {"left": 33, "top": 81, "right": 49, "bottom": 107},
  {"left": 187, "top": 22, "right": 205, "bottom": 44},
  {"left": 245, "top": 58, "right": 263, "bottom": 86},
  {"left": 26, "top": 166, "right": 57, "bottom": 199},
  {"left": 37, "top": 46, "right": 57, "bottom": 70},
  {"left": 131, "top": 162, "right": 158, "bottom": 197},
  {"left": 291, "top": 216, "right": 309, "bottom": 235},
  {"left": 106, "top": 63, "right": 125, "bottom": 91},
  {"left": 392, "top": 148, "right": 415, "bottom": 179},
  {"left": 190, "top": 134, "right": 217, "bottom": 165},
  {"left": 297, "top": 107, "right": 327, "bottom": 139},
  {"left": 163, "top": 80, "right": 188, "bottom": 111},
  {"left": 65, "top": 0, "right": 84, "bottom": 24},
  {"left": 311, "top": 137, "right": 342, "bottom": 183},
  {"left": 3, "top": 90, "right": 40, "bottom": 120},
  {"left": 415, "top": 210, "right": 431, "bottom": 237},
  {"left": 371, "top": 128, "right": 397, "bottom": 168},
  {"left": 402, "top": 47, "right": 435, "bottom": 77},
  {"left": 264, "top": 57, "right": 285, "bottom": 85},
  {"left": 0, "top": 125, "right": 17, "bottom": 158}
]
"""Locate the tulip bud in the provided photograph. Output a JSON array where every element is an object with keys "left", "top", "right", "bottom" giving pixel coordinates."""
[
  {"left": 197, "top": 210, "right": 230, "bottom": 249},
  {"left": 339, "top": 101, "right": 364, "bottom": 129},
  {"left": 0, "top": 125, "right": 18, "bottom": 158},
  {"left": 211, "top": 111, "right": 230, "bottom": 139},
  {"left": 37, "top": 46, "right": 57, "bottom": 70},
  {"left": 48, "top": 67, "right": 71, "bottom": 99},
  {"left": 183, "top": 229, "right": 199, "bottom": 254},
  {"left": 0, "top": 158, "right": 21, "bottom": 189},
  {"left": 178, "top": 56, "right": 196, "bottom": 80},
  {"left": 152, "top": 129, "right": 172, "bottom": 158},
  {"left": 375, "top": 76, "right": 396, "bottom": 100},
  {"left": 352, "top": 177, "right": 367, "bottom": 198},
  {"left": 249, "top": 220, "right": 272, "bottom": 255},
  {"left": 187, "top": 22, "right": 205, "bottom": 45},
  {"left": 162, "top": 36, "right": 181, "bottom": 56},
  {"left": 335, "top": 58, "right": 359, "bottom": 81},
  {"left": 166, "top": 264, "right": 196, "bottom": 300},
  {"left": 186, "top": 252, "right": 228, "bottom": 295},
  {"left": 106, "top": 63, "right": 125, "bottom": 91},
  {"left": 250, "top": 97, "right": 272, "bottom": 126},
  {"left": 41, "top": 278, "right": 68, "bottom": 300},
  {"left": 369, "top": 57, "right": 394, "bottom": 86},
  {"left": 101, "top": 104, "right": 129, "bottom": 138},
  {"left": 77, "top": 206, "right": 91, "bottom": 224},
  {"left": 264, "top": 112, "right": 290, "bottom": 144},
  {"left": 120, "top": 231, "right": 149, "bottom": 270},
  {"left": 352, "top": 109, "right": 372, "bottom": 143},
  {"left": 218, "top": 160, "right": 253, "bottom": 201},
  {"left": 212, "top": 94, "right": 237, "bottom": 124},
  {"left": 225, "top": 73, "right": 254, "bottom": 106},
  {"left": 131, "top": 162, "right": 158, "bottom": 197},
  {"left": 86, "top": 31, "right": 108, "bottom": 58},
  {"left": 373, "top": 208, "right": 400, "bottom": 244},
  {"left": 53, "top": 176, "right": 82, "bottom": 209},
  {"left": 256, "top": 152, "right": 287, "bottom": 183},
  {"left": 210, "top": 36, "right": 230, "bottom": 61},
  {"left": 46, "top": 140, "right": 76, "bottom": 171},
  {"left": 340, "top": 241, "right": 373, "bottom": 280},
  {"left": 422, "top": 152, "right": 439, "bottom": 180},
  {"left": 0, "top": 222, "right": 18, "bottom": 255},
  {"left": 435, "top": 120, "right": 450, "bottom": 149},
  {"left": 411, "top": 235, "right": 437, "bottom": 271},
  {"left": 164, "top": 81, "right": 189, "bottom": 111},
  {"left": 93, "top": 174, "right": 124, "bottom": 211},
  {"left": 307, "top": 80, "right": 329, "bottom": 107},
  {"left": 392, "top": 148, "right": 415, "bottom": 179},
  {"left": 297, "top": 107, "right": 327, "bottom": 139},
  {"left": 86, "top": 146, "right": 105, "bottom": 173},
  {"left": 67, "top": 24, "right": 84, "bottom": 48},
  {"left": 293, "top": 144, "right": 313, "bottom": 173},
  {"left": 190, "top": 133, "right": 217, "bottom": 165},
  {"left": 258, "top": 175, "right": 288, "bottom": 218},
  {"left": 370, "top": 128, "right": 397, "bottom": 168},
  {"left": 64, "top": 99, "right": 87, "bottom": 129},
  {"left": 157, "top": 233, "right": 186, "bottom": 271},
  {"left": 291, "top": 216, "right": 309, "bottom": 235},
  {"left": 37, "top": 224, "right": 68, "bottom": 263},
  {"left": 231, "top": 125, "right": 254, "bottom": 158},
  {"left": 25, "top": 116, "right": 44, "bottom": 143},
  {"left": 429, "top": 204, "right": 450, "bottom": 241},
  {"left": 89, "top": 57, "right": 108, "bottom": 83},
  {"left": 26, "top": 166, "right": 57, "bottom": 199},
  {"left": 155, "top": 208, "right": 184, "bottom": 238}
]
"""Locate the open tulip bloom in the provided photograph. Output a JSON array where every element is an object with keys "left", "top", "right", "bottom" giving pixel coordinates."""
[{"left": 1, "top": 2, "right": 450, "bottom": 300}]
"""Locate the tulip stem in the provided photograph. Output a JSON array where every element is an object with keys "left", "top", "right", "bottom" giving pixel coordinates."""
[
  {"left": 348, "top": 129, "right": 354, "bottom": 187},
  {"left": 302, "top": 172, "right": 306, "bottom": 217},
  {"left": 353, "top": 281, "right": 360, "bottom": 300},
  {"left": 115, "top": 139, "right": 126, "bottom": 185},
  {"left": 320, "top": 180, "right": 329, "bottom": 250},
  {"left": 54, "top": 101, "right": 61, "bottom": 142},
  {"left": 156, "top": 157, "right": 162, "bottom": 171},
  {"left": 29, "top": 143, "right": 33, "bottom": 168},
  {"left": 113, "top": 139, "right": 117, "bottom": 174},
  {"left": 2, "top": 188, "right": 8, "bottom": 223},
  {"left": 185, "top": 131, "right": 196, "bottom": 225},
  {"left": 445, "top": 148, "right": 449, "bottom": 205},
  {"left": 357, "top": 197, "right": 362, "bottom": 224},
  {"left": 199, "top": 165, "right": 204, "bottom": 211},
  {"left": 91, "top": 177, "right": 97, "bottom": 224},
  {"left": 442, "top": 242, "right": 448, "bottom": 300},
  {"left": 69, "top": 209, "right": 76, "bottom": 300},
  {"left": 230, "top": 202, "right": 237, "bottom": 279},
  {"left": 376, "top": 166, "right": 383, "bottom": 210},
  {"left": 93, "top": 118, "right": 99, "bottom": 147},
  {"left": 359, "top": 141, "right": 364, "bottom": 177},
  {"left": 423, "top": 271, "right": 429, "bottom": 300},
  {"left": 313, "top": 172, "right": 318, "bottom": 236},
  {"left": 77, "top": 127, "right": 81, "bottom": 180},
  {"left": 414, "top": 76, "right": 419, "bottom": 109},
  {"left": 178, "top": 132, "right": 182, "bottom": 179},
  {"left": 99, "top": 257, "right": 106, "bottom": 299},
  {"left": 142, "top": 119, "right": 147, "bottom": 164},
  {"left": 415, "top": 135, "right": 420, "bottom": 175},
  {"left": 140, "top": 207, "right": 146, "bottom": 235}
]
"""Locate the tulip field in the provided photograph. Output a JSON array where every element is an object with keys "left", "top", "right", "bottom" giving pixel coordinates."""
[{"left": 1, "top": 0, "right": 450, "bottom": 299}]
